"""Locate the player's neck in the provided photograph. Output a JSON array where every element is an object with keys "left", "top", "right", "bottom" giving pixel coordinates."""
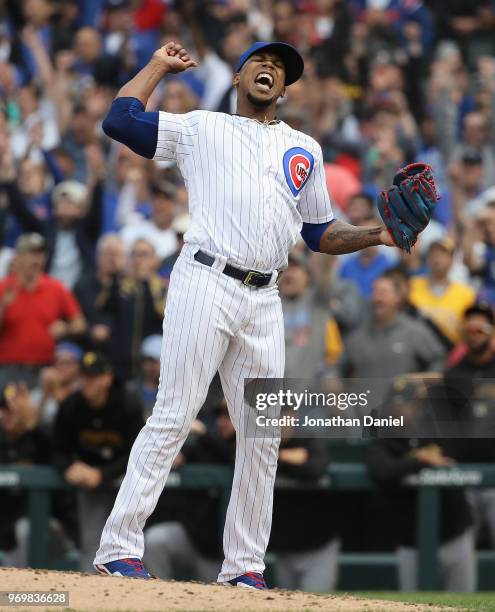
[{"left": 235, "top": 99, "right": 277, "bottom": 124}]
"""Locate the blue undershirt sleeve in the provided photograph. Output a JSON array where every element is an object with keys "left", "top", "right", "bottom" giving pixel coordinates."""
[
  {"left": 301, "top": 219, "right": 335, "bottom": 253},
  {"left": 102, "top": 97, "right": 159, "bottom": 159},
  {"left": 300, "top": 219, "right": 336, "bottom": 252}
]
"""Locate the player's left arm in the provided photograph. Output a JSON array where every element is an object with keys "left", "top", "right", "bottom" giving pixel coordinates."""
[
  {"left": 312, "top": 162, "right": 439, "bottom": 255},
  {"left": 298, "top": 143, "right": 393, "bottom": 254},
  {"left": 318, "top": 220, "right": 393, "bottom": 254}
]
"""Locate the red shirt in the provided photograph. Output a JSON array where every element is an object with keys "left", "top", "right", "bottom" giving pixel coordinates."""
[{"left": 0, "top": 274, "right": 81, "bottom": 365}]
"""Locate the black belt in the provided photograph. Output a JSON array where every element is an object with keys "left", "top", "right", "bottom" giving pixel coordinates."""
[{"left": 194, "top": 250, "right": 273, "bottom": 288}]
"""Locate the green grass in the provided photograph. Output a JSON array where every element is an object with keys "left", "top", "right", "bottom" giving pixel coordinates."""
[{"left": 355, "top": 592, "right": 495, "bottom": 611}]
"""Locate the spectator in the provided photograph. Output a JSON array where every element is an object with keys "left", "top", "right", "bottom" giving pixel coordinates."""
[
  {"left": 10, "top": 83, "right": 60, "bottom": 159},
  {"left": 0, "top": 198, "right": 14, "bottom": 277},
  {"left": 382, "top": 266, "right": 453, "bottom": 351},
  {"left": 345, "top": 193, "right": 375, "bottom": 226},
  {"left": 338, "top": 218, "right": 395, "bottom": 298},
  {"left": 177, "top": 1, "right": 235, "bottom": 112},
  {"left": 309, "top": 252, "right": 365, "bottom": 336},
  {"left": 453, "top": 113, "right": 495, "bottom": 188},
  {"left": 0, "top": 233, "right": 85, "bottom": 388},
  {"left": 0, "top": 382, "right": 44, "bottom": 559},
  {"left": 367, "top": 379, "right": 475, "bottom": 592},
  {"left": 451, "top": 151, "right": 487, "bottom": 223},
  {"left": 338, "top": 274, "right": 446, "bottom": 406},
  {"left": 73, "top": 27, "right": 103, "bottom": 77},
  {"left": 74, "top": 233, "right": 127, "bottom": 350},
  {"left": 99, "top": 238, "right": 166, "bottom": 380},
  {"left": 409, "top": 238, "right": 475, "bottom": 345},
  {"left": 120, "top": 184, "right": 178, "bottom": 263},
  {"left": 53, "top": 351, "right": 144, "bottom": 571},
  {"left": 5, "top": 125, "right": 65, "bottom": 248},
  {"left": 103, "top": 146, "right": 153, "bottom": 234},
  {"left": 350, "top": 0, "right": 434, "bottom": 54},
  {"left": 31, "top": 341, "right": 83, "bottom": 434},
  {"left": 4, "top": 171, "right": 104, "bottom": 289},
  {"left": 269, "top": 423, "right": 338, "bottom": 592},
  {"left": 463, "top": 202, "right": 495, "bottom": 306},
  {"left": 0, "top": 382, "right": 70, "bottom": 568},
  {"left": 103, "top": 0, "right": 163, "bottom": 73},
  {"left": 160, "top": 213, "right": 190, "bottom": 278},
  {"left": 280, "top": 252, "right": 343, "bottom": 381},
  {"left": 432, "top": 0, "right": 495, "bottom": 55},
  {"left": 444, "top": 303, "right": 495, "bottom": 546},
  {"left": 127, "top": 334, "right": 162, "bottom": 419}
]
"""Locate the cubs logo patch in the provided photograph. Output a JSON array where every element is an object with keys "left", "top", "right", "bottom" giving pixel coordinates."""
[{"left": 283, "top": 147, "right": 314, "bottom": 197}]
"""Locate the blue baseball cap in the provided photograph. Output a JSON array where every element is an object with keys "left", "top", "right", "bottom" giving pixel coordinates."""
[
  {"left": 236, "top": 42, "right": 304, "bottom": 86},
  {"left": 56, "top": 341, "right": 83, "bottom": 362}
]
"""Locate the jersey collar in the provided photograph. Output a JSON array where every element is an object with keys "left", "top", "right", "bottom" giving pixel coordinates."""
[{"left": 232, "top": 114, "right": 281, "bottom": 126}]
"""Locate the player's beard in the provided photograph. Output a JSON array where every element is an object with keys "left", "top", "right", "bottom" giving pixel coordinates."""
[{"left": 247, "top": 91, "right": 277, "bottom": 110}]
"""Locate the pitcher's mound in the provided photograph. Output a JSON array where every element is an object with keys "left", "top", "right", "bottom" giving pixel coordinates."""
[{"left": 0, "top": 568, "right": 445, "bottom": 611}]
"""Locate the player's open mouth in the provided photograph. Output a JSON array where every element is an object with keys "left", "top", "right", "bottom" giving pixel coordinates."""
[{"left": 254, "top": 72, "right": 274, "bottom": 92}]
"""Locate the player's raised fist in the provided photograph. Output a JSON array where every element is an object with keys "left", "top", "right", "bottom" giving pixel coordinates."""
[{"left": 153, "top": 42, "right": 198, "bottom": 73}]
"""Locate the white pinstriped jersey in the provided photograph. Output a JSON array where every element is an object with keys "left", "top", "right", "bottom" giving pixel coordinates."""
[{"left": 153, "top": 110, "right": 334, "bottom": 272}]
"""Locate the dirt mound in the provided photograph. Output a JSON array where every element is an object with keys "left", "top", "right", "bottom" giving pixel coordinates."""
[{"left": 0, "top": 568, "right": 447, "bottom": 612}]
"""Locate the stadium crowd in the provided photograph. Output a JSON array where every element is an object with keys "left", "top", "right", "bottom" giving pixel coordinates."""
[{"left": 2, "top": 0, "right": 495, "bottom": 593}]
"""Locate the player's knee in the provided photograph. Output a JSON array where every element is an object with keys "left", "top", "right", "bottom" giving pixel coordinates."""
[{"left": 145, "top": 413, "right": 194, "bottom": 440}]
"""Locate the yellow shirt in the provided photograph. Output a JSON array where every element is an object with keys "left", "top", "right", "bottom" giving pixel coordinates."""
[
  {"left": 325, "top": 318, "right": 343, "bottom": 366},
  {"left": 409, "top": 276, "right": 475, "bottom": 344}
]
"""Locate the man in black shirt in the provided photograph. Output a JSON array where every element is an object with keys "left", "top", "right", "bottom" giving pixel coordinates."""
[
  {"left": 444, "top": 303, "right": 495, "bottom": 442},
  {"left": 0, "top": 383, "right": 50, "bottom": 566},
  {"left": 269, "top": 427, "right": 338, "bottom": 592},
  {"left": 53, "top": 352, "right": 144, "bottom": 571},
  {"left": 368, "top": 437, "right": 474, "bottom": 591},
  {"left": 367, "top": 380, "right": 475, "bottom": 592},
  {"left": 444, "top": 303, "right": 495, "bottom": 545}
]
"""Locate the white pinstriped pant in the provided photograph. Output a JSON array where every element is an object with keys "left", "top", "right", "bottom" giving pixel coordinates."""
[{"left": 94, "top": 244, "right": 284, "bottom": 581}]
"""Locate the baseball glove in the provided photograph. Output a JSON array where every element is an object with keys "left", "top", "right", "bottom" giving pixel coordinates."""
[{"left": 376, "top": 163, "right": 439, "bottom": 253}]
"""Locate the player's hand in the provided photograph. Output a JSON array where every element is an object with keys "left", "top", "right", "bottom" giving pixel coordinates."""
[
  {"left": 152, "top": 42, "right": 198, "bottom": 74},
  {"left": 379, "top": 226, "right": 395, "bottom": 247}
]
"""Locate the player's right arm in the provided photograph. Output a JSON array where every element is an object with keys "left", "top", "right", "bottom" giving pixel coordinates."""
[{"left": 102, "top": 42, "right": 198, "bottom": 160}]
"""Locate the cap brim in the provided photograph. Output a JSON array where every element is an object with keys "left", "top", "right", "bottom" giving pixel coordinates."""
[{"left": 238, "top": 42, "right": 304, "bottom": 86}]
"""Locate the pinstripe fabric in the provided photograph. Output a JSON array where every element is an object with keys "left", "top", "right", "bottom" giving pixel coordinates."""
[
  {"left": 153, "top": 110, "right": 334, "bottom": 271},
  {"left": 94, "top": 245, "right": 283, "bottom": 578},
  {"left": 94, "top": 109, "right": 333, "bottom": 580}
]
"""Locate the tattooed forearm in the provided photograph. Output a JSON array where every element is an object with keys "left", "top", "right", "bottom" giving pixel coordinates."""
[{"left": 320, "top": 220, "right": 385, "bottom": 254}]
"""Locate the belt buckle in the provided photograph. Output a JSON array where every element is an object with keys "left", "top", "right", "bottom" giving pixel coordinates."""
[{"left": 243, "top": 270, "right": 262, "bottom": 287}]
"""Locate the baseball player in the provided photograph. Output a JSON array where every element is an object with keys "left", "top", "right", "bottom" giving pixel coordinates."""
[{"left": 93, "top": 40, "right": 436, "bottom": 588}]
